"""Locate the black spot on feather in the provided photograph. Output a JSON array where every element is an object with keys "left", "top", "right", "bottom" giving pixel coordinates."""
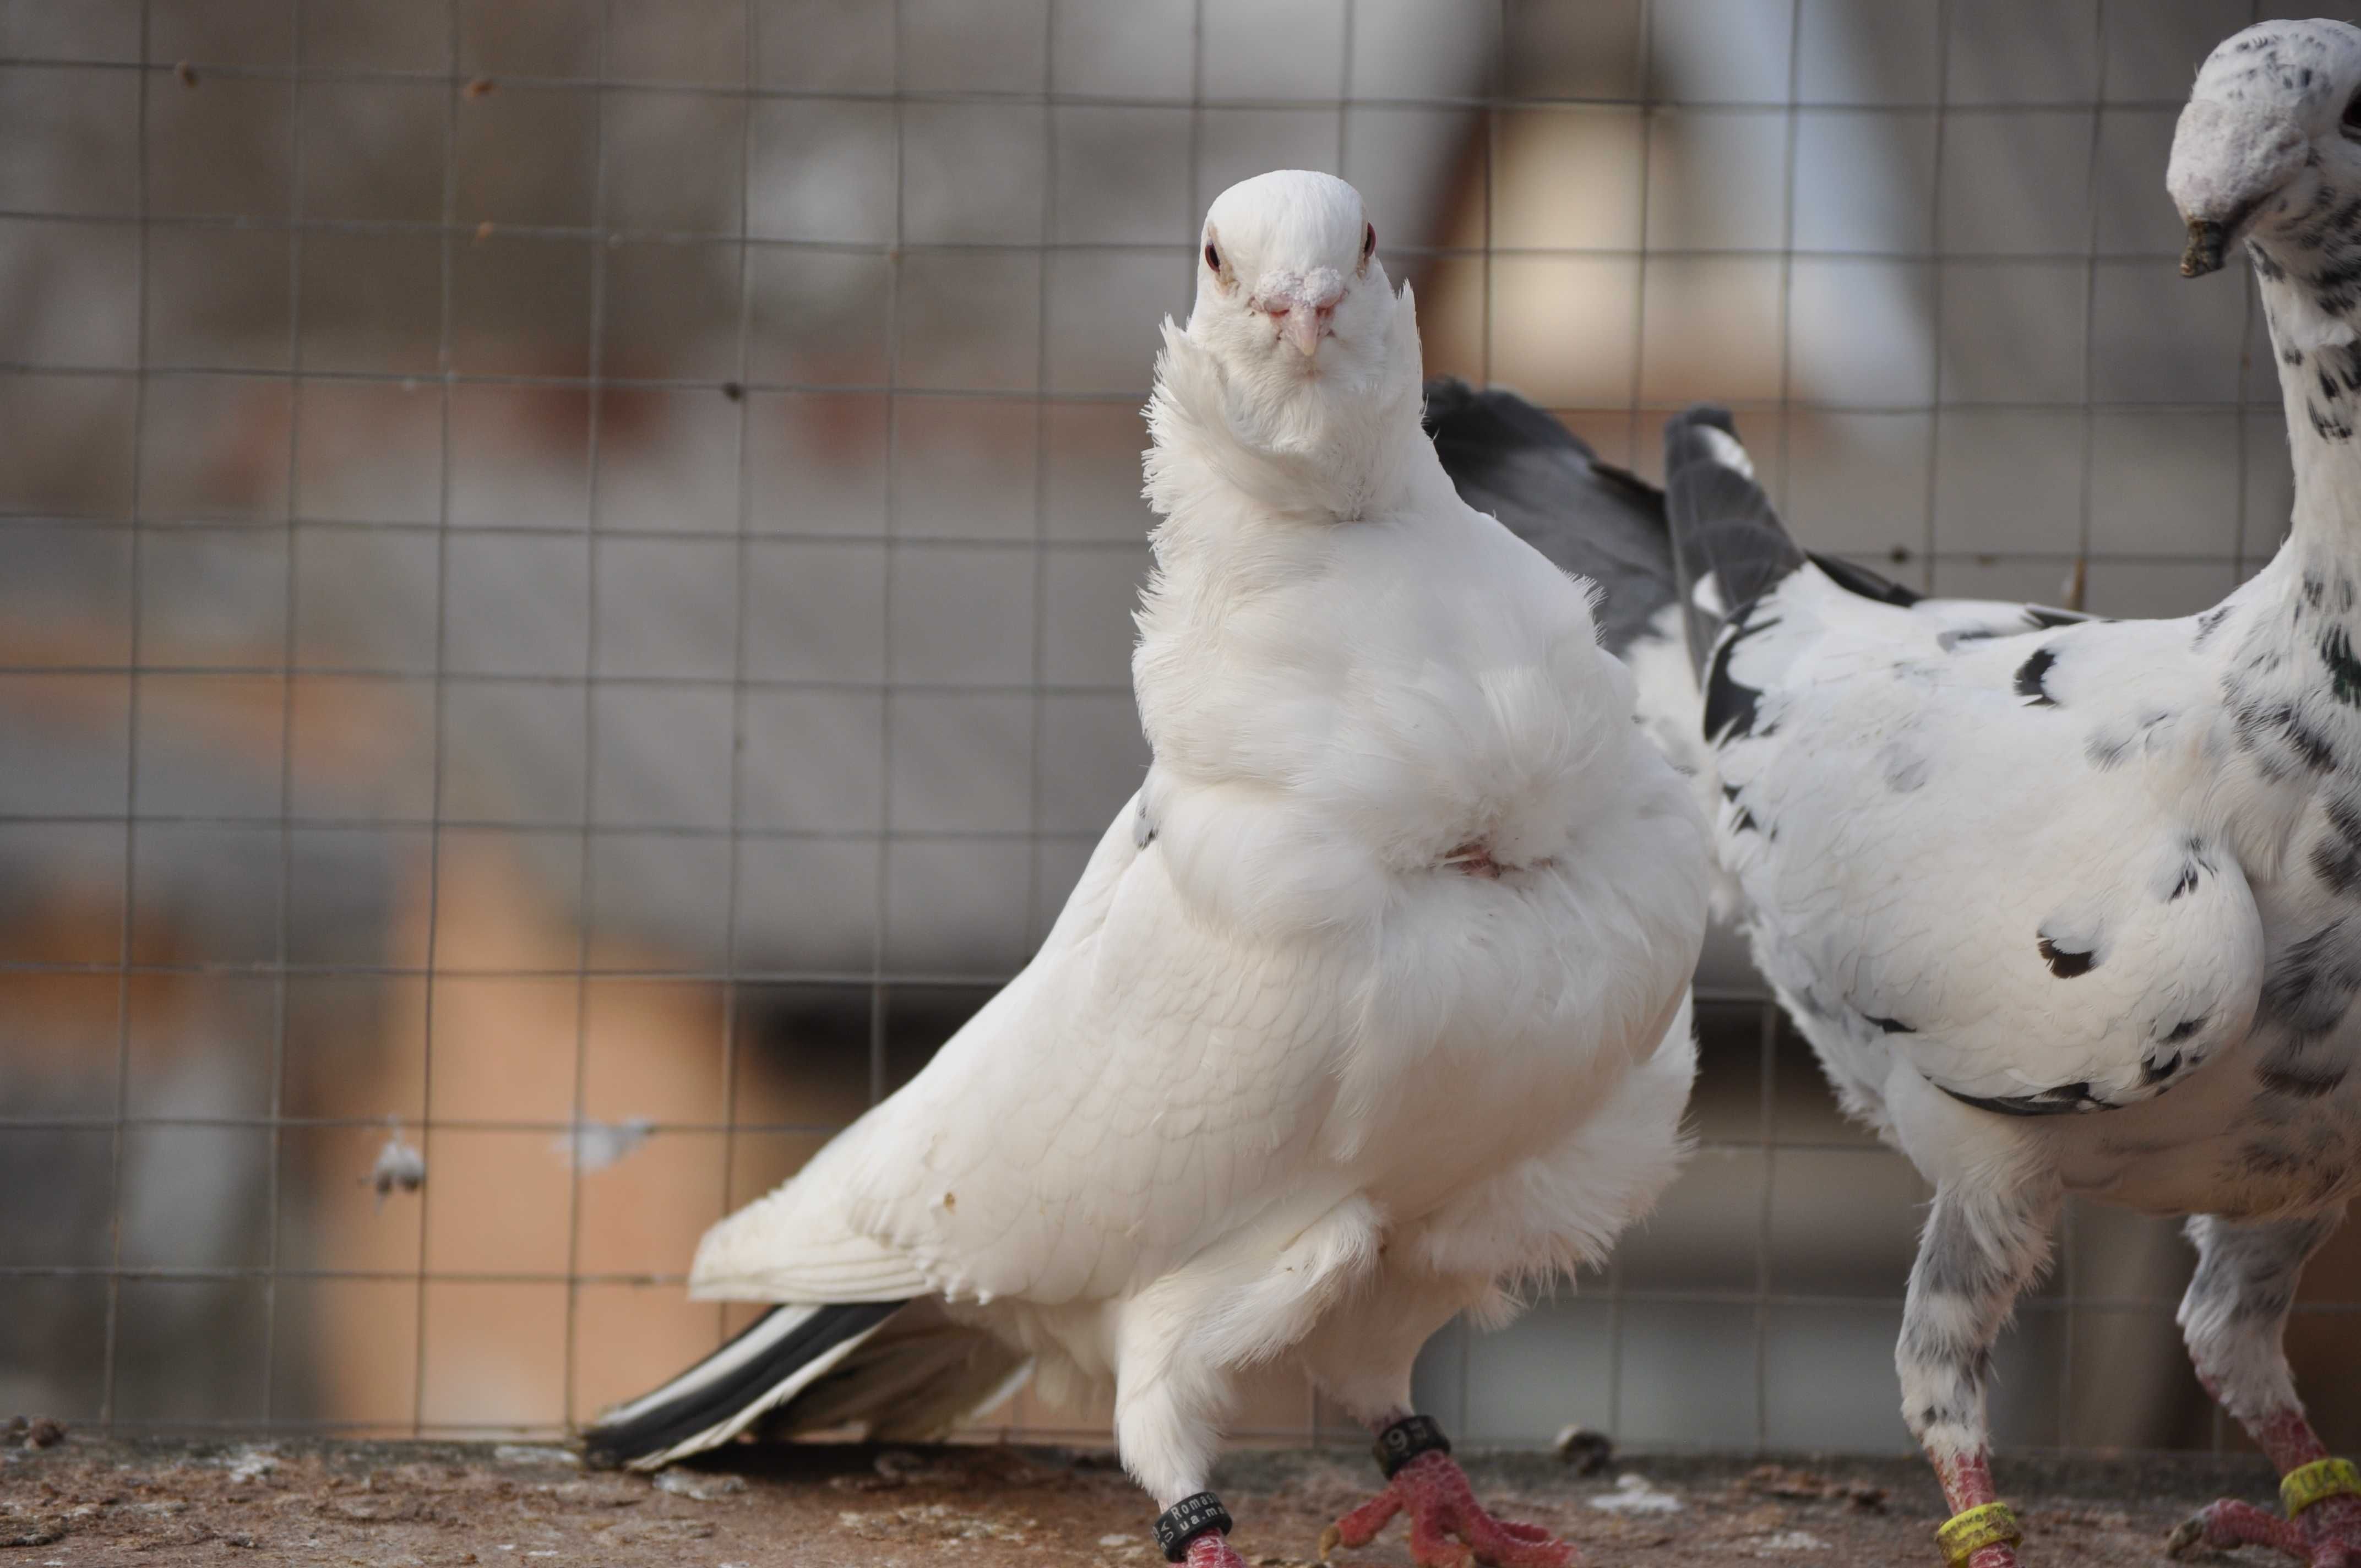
[
  {"left": 2023, "top": 605, "right": 2090, "bottom": 630},
  {"left": 1864, "top": 1013, "right": 1916, "bottom": 1036},
  {"left": 2314, "top": 836, "right": 2361, "bottom": 895},
  {"left": 1702, "top": 612, "right": 1780, "bottom": 746},
  {"left": 2085, "top": 731, "right": 2131, "bottom": 770},
  {"left": 2237, "top": 697, "right": 2340, "bottom": 771},
  {"left": 2170, "top": 861, "right": 2201, "bottom": 900},
  {"left": 1938, "top": 1080, "right": 2110, "bottom": 1117},
  {"left": 2324, "top": 625, "right": 2361, "bottom": 705},
  {"left": 1809, "top": 552, "right": 1921, "bottom": 607},
  {"left": 1718, "top": 781, "right": 1762, "bottom": 833},
  {"left": 2259, "top": 1059, "right": 2348, "bottom": 1100},
  {"left": 2260, "top": 917, "right": 2361, "bottom": 1036},
  {"left": 2162, "top": 1016, "right": 2207, "bottom": 1045},
  {"left": 2281, "top": 707, "right": 2340, "bottom": 770},
  {"left": 2037, "top": 935, "right": 2096, "bottom": 978},
  {"left": 2141, "top": 1052, "right": 2182, "bottom": 1086},
  {"left": 2194, "top": 605, "right": 2232, "bottom": 646},
  {"left": 2014, "top": 646, "right": 2059, "bottom": 706}
]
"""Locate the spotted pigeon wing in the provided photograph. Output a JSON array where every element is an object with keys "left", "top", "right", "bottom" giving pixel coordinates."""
[
  {"left": 1710, "top": 569, "right": 2267, "bottom": 1114},
  {"left": 1660, "top": 412, "right": 2267, "bottom": 1115}
]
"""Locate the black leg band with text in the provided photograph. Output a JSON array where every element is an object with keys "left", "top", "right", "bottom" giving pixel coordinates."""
[
  {"left": 1373, "top": 1413, "right": 1454, "bottom": 1479},
  {"left": 1154, "top": 1491, "right": 1234, "bottom": 1562}
]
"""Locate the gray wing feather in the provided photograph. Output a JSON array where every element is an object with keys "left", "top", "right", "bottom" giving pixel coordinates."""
[{"left": 1423, "top": 377, "right": 1676, "bottom": 657}]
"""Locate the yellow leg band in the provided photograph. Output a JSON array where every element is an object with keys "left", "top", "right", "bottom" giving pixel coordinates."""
[
  {"left": 1934, "top": 1502, "right": 2022, "bottom": 1566},
  {"left": 2281, "top": 1457, "right": 2361, "bottom": 1517}
]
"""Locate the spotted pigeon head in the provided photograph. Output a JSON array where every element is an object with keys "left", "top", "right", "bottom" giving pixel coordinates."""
[{"left": 2169, "top": 19, "right": 2361, "bottom": 282}]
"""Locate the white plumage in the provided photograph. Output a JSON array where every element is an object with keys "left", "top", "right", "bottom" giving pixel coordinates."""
[{"left": 589, "top": 170, "right": 1709, "bottom": 1565}]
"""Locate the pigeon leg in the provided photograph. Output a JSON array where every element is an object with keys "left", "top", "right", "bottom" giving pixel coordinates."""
[
  {"left": 1153, "top": 1494, "right": 1250, "bottom": 1568},
  {"left": 1898, "top": 1178, "right": 2061, "bottom": 1568},
  {"left": 1318, "top": 1413, "right": 1575, "bottom": 1568},
  {"left": 1118, "top": 1346, "right": 1254, "bottom": 1567},
  {"left": 2168, "top": 1215, "right": 2361, "bottom": 1566}
]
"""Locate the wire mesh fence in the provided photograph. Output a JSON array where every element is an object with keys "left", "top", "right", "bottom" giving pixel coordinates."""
[{"left": 3, "top": 0, "right": 2358, "bottom": 1458}]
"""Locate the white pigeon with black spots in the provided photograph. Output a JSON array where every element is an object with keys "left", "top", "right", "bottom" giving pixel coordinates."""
[
  {"left": 1430, "top": 22, "right": 2361, "bottom": 1568},
  {"left": 583, "top": 170, "right": 1711, "bottom": 1568}
]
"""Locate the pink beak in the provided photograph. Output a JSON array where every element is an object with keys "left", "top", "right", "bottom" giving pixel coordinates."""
[
  {"left": 1273, "top": 302, "right": 1332, "bottom": 357},
  {"left": 1260, "top": 273, "right": 1344, "bottom": 358}
]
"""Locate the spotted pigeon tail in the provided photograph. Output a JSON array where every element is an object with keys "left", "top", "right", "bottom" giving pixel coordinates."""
[
  {"left": 1661, "top": 406, "right": 1811, "bottom": 678},
  {"left": 1422, "top": 377, "right": 1678, "bottom": 660}
]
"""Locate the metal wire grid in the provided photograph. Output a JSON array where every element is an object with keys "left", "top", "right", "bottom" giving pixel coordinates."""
[{"left": 0, "top": 0, "right": 2354, "bottom": 1454}]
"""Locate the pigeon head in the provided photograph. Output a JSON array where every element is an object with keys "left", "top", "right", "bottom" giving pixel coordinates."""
[
  {"left": 2168, "top": 18, "right": 2361, "bottom": 280},
  {"left": 1192, "top": 170, "right": 1392, "bottom": 390}
]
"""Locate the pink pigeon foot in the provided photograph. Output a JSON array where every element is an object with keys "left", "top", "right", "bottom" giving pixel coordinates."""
[
  {"left": 1183, "top": 1529, "right": 1250, "bottom": 1568},
  {"left": 1319, "top": 1450, "right": 1574, "bottom": 1568},
  {"left": 2169, "top": 1409, "right": 2361, "bottom": 1565},
  {"left": 2168, "top": 1493, "right": 2361, "bottom": 1566}
]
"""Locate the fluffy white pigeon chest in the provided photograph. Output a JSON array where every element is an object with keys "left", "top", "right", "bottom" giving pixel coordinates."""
[
  {"left": 1122, "top": 494, "right": 1704, "bottom": 1204},
  {"left": 1138, "top": 501, "right": 1634, "bottom": 899}
]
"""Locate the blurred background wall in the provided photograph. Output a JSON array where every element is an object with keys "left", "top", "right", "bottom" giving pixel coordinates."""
[{"left": 2, "top": 0, "right": 2357, "bottom": 1459}]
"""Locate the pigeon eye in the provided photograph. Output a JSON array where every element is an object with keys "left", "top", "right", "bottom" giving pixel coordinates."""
[
  {"left": 2345, "top": 91, "right": 2361, "bottom": 134},
  {"left": 1361, "top": 222, "right": 1376, "bottom": 262},
  {"left": 1203, "top": 241, "right": 1221, "bottom": 272}
]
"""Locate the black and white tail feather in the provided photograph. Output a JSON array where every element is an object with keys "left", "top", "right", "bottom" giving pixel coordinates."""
[
  {"left": 1424, "top": 386, "right": 1925, "bottom": 678},
  {"left": 582, "top": 1296, "right": 1033, "bottom": 1471},
  {"left": 1661, "top": 403, "right": 2076, "bottom": 677},
  {"left": 582, "top": 1300, "right": 907, "bottom": 1470},
  {"left": 1660, "top": 408, "right": 1810, "bottom": 685}
]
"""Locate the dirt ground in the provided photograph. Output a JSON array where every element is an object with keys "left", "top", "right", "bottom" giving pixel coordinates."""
[{"left": 0, "top": 1431, "right": 2310, "bottom": 1566}]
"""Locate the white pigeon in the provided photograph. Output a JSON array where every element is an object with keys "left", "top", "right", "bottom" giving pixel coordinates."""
[
  {"left": 582, "top": 169, "right": 1711, "bottom": 1568},
  {"left": 1426, "top": 20, "right": 2361, "bottom": 1568}
]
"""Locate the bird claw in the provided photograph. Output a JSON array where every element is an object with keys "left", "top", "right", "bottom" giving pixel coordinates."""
[
  {"left": 2166, "top": 1515, "right": 2210, "bottom": 1559},
  {"left": 1319, "top": 1450, "right": 1575, "bottom": 1568},
  {"left": 2168, "top": 1495, "right": 2361, "bottom": 1566}
]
